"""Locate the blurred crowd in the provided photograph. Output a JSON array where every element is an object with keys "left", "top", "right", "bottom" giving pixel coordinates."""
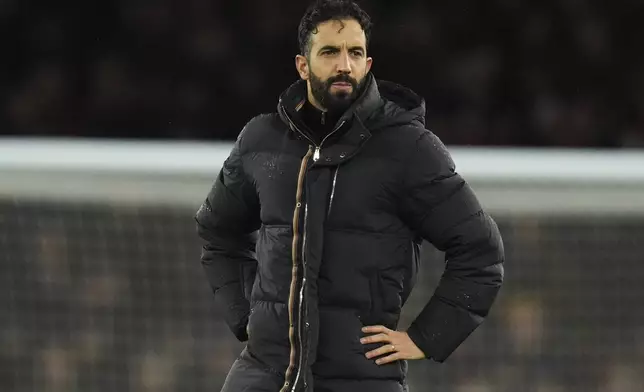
[
  {"left": 2, "top": 202, "right": 644, "bottom": 391},
  {"left": 1, "top": 0, "right": 644, "bottom": 147}
]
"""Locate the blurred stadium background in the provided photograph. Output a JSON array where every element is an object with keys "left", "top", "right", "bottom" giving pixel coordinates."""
[{"left": 1, "top": 0, "right": 644, "bottom": 391}]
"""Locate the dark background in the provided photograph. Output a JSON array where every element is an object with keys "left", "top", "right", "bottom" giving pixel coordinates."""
[{"left": 1, "top": 0, "right": 644, "bottom": 147}]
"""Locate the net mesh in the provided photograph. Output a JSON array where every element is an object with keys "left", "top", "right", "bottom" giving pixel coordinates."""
[{"left": 2, "top": 200, "right": 644, "bottom": 392}]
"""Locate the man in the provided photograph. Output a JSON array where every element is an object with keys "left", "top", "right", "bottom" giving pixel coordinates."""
[{"left": 195, "top": 1, "right": 504, "bottom": 391}]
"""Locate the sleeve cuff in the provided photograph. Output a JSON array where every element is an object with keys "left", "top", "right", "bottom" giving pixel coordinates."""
[{"left": 406, "top": 296, "right": 483, "bottom": 363}]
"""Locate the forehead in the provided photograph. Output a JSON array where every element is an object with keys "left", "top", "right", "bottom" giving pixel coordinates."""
[{"left": 310, "top": 19, "right": 366, "bottom": 49}]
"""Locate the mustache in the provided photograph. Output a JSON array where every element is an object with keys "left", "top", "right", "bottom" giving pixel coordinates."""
[{"left": 327, "top": 74, "right": 357, "bottom": 87}]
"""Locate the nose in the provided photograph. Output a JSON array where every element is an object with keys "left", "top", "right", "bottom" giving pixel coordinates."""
[{"left": 337, "top": 51, "right": 351, "bottom": 74}]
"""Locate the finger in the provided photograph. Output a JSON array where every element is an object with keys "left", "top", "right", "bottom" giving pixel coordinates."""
[
  {"left": 375, "top": 352, "right": 400, "bottom": 365},
  {"left": 365, "top": 344, "right": 396, "bottom": 359},
  {"left": 360, "top": 333, "right": 390, "bottom": 344},
  {"left": 362, "top": 325, "right": 389, "bottom": 334}
]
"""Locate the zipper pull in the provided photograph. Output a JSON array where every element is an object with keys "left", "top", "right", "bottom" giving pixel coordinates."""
[{"left": 313, "top": 146, "right": 321, "bottom": 162}]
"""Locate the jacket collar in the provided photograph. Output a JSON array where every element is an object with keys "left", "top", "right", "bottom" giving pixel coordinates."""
[
  {"left": 278, "top": 73, "right": 381, "bottom": 127},
  {"left": 277, "top": 73, "right": 381, "bottom": 166}
]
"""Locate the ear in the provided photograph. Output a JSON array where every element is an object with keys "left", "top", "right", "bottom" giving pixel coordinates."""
[
  {"left": 295, "top": 55, "right": 309, "bottom": 80},
  {"left": 366, "top": 56, "right": 373, "bottom": 74}
]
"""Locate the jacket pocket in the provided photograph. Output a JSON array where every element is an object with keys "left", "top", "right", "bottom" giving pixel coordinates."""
[
  {"left": 367, "top": 272, "right": 400, "bottom": 331},
  {"left": 239, "top": 261, "right": 257, "bottom": 301},
  {"left": 369, "top": 273, "right": 380, "bottom": 322}
]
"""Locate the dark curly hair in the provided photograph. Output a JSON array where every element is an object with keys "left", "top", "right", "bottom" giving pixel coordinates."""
[{"left": 298, "top": 0, "right": 372, "bottom": 57}]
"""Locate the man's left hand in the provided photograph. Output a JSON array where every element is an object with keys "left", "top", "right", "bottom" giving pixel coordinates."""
[{"left": 361, "top": 325, "right": 426, "bottom": 365}]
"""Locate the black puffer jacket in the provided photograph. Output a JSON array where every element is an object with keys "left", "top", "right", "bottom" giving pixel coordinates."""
[{"left": 195, "top": 74, "right": 504, "bottom": 392}]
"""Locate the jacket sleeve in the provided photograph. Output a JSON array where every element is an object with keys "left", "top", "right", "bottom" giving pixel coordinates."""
[
  {"left": 194, "top": 131, "right": 261, "bottom": 342},
  {"left": 401, "top": 130, "right": 504, "bottom": 363}
]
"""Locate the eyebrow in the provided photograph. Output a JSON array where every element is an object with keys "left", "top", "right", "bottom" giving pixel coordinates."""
[{"left": 317, "top": 45, "right": 365, "bottom": 54}]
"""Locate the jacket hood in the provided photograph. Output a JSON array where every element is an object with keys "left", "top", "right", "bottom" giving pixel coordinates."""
[{"left": 371, "top": 79, "right": 426, "bottom": 129}]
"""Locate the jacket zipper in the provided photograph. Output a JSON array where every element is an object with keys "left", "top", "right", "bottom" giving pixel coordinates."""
[
  {"left": 279, "top": 103, "right": 346, "bottom": 391},
  {"left": 281, "top": 145, "right": 313, "bottom": 392},
  {"left": 281, "top": 102, "right": 345, "bottom": 163},
  {"left": 315, "top": 120, "right": 346, "bottom": 161},
  {"left": 327, "top": 166, "right": 339, "bottom": 217},
  {"left": 293, "top": 202, "right": 309, "bottom": 391}
]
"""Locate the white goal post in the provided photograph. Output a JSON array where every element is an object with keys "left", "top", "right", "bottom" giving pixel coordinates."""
[{"left": 1, "top": 137, "right": 644, "bottom": 216}]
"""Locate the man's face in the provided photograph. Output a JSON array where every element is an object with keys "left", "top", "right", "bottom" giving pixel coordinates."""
[{"left": 296, "top": 18, "right": 373, "bottom": 113}]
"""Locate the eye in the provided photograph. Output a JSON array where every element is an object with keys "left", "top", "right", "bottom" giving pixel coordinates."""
[{"left": 350, "top": 50, "right": 364, "bottom": 57}]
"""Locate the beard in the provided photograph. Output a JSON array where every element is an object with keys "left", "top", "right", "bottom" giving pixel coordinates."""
[{"left": 309, "top": 71, "right": 365, "bottom": 114}]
